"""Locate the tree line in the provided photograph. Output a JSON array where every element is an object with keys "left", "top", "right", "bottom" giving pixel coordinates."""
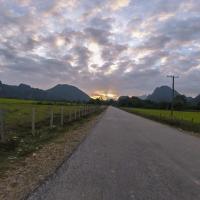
[{"left": 89, "top": 95, "right": 200, "bottom": 110}]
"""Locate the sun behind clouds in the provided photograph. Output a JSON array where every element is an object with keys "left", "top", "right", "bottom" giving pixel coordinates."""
[
  {"left": 110, "top": 0, "right": 131, "bottom": 11},
  {"left": 91, "top": 91, "right": 118, "bottom": 100}
]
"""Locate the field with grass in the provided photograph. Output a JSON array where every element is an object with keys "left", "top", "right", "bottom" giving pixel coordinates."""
[
  {"left": 123, "top": 108, "right": 200, "bottom": 134},
  {"left": 0, "top": 98, "right": 102, "bottom": 173},
  {"left": 0, "top": 98, "right": 84, "bottom": 133}
]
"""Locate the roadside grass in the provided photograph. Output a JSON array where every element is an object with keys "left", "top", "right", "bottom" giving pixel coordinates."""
[
  {"left": 0, "top": 98, "right": 37, "bottom": 104},
  {"left": 123, "top": 108, "right": 200, "bottom": 135},
  {"left": 0, "top": 98, "right": 104, "bottom": 175},
  {"left": 2, "top": 103, "right": 83, "bottom": 130},
  {"left": 0, "top": 98, "right": 75, "bottom": 105},
  {"left": 0, "top": 98, "right": 84, "bottom": 132}
]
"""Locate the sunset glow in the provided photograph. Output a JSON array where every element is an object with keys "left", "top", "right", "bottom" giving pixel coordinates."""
[{"left": 91, "top": 91, "right": 118, "bottom": 100}]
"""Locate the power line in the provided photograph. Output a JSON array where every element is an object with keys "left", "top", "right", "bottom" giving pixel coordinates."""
[{"left": 167, "top": 75, "right": 179, "bottom": 117}]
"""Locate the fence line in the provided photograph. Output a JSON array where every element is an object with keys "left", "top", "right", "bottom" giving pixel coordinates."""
[
  {"left": 69, "top": 111, "right": 72, "bottom": 122},
  {"left": 74, "top": 109, "right": 77, "bottom": 120},
  {"left": 0, "top": 109, "right": 5, "bottom": 143},
  {"left": 32, "top": 108, "right": 36, "bottom": 136},
  {"left": 61, "top": 107, "right": 64, "bottom": 127},
  {"left": 79, "top": 108, "right": 81, "bottom": 119},
  {"left": 50, "top": 108, "right": 54, "bottom": 128},
  {"left": 0, "top": 105, "right": 104, "bottom": 143}
]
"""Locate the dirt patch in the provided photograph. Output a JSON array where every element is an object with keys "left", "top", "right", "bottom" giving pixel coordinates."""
[{"left": 0, "top": 113, "right": 103, "bottom": 200}]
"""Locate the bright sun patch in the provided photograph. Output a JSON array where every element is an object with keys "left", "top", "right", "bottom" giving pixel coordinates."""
[
  {"left": 104, "top": 64, "right": 119, "bottom": 75},
  {"left": 91, "top": 90, "right": 118, "bottom": 100},
  {"left": 110, "top": 0, "right": 130, "bottom": 11},
  {"left": 87, "top": 41, "right": 104, "bottom": 73},
  {"left": 55, "top": 37, "right": 66, "bottom": 47}
]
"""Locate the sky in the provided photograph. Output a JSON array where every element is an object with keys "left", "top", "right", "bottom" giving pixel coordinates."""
[{"left": 0, "top": 0, "right": 200, "bottom": 98}]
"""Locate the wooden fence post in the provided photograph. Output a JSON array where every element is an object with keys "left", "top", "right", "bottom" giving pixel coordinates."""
[
  {"left": 79, "top": 108, "right": 81, "bottom": 118},
  {"left": 61, "top": 107, "right": 64, "bottom": 126},
  {"left": 69, "top": 111, "right": 72, "bottom": 122},
  {"left": 50, "top": 108, "right": 54, "bottom": 128},
  {"left": 88, "top": 106, "right": 90, "bottom": 114},
  {"left": 81, "top": 108, "right": 83, "bottom": 117},
  {"left": 32, "top": 108, "right": 36, "bottom": 136},
  {"left": 84, "top": 106, "right": 86, "bottom": 116},
  {"left": 74, "top": 110, "right": 77, "bottom": 120},
  {"left": 0, "top": 109, "right": 5, "bottom": 143}
]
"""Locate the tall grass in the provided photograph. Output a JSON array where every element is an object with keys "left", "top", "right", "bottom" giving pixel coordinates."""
[{"left": 123, "top": 108, "right": 200, "bottom": 135}]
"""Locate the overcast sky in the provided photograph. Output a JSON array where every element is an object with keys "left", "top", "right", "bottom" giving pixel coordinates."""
[{"left": 0, "top": 0, "right": 200, "bottom": 97}]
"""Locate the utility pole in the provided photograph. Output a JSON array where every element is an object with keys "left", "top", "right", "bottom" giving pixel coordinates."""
[{"left": 167, "top": 75, "right": 179, "bottom": 117}]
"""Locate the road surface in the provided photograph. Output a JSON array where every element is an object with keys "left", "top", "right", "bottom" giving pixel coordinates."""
[{"left": 28, "top": 107, "right": 200, "bottom": 200}]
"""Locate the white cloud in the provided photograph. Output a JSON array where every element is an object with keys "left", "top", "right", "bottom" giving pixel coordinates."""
[{"left": 110, "top": 0, "right": 131, "bottom": 11}]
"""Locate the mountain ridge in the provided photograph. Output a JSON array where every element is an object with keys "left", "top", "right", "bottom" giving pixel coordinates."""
[
  {"left": 0, "top": 81, "right": 90, "bottom": 102},
  {"left": 139, "top": 85, "right": 199, "bottom": 104},
  {"left": 147, "top": 85, "right": 179, "bottom": 103}
]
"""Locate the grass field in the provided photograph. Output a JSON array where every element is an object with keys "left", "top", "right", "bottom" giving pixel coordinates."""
[
  {"left": 123, "top": 108, "right": 200, "bottom": 134},
  {"left": 0, "top": 98, "right": 102, "bottom": 173},
  {"left": 1, "top": 98, "right": 84, "bottom": 131},
  {"left": 127, "top": 108, "right": 200, "bottom": 123}
]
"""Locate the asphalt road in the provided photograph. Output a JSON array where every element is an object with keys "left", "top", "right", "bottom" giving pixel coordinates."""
[{"left": 28, "top": 107, "right": 200, "bottom": 200}]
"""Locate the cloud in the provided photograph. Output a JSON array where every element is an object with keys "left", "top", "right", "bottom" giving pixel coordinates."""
[
  {"left": 110, "top": 0, "right": 131, "bottom": 11},
  {"left": 101, "top": 43, "right": 127, "bottom": 61},
  {"left": 72, "top": 45, "right": 91, "bottom": 70},
  {"left": 84, "top": 27, "right": 111, "bottom": 45},
  {"left": 0, "top": 0, "right": 200, "bottom": 97},
  {"left": 161, "top": 16, "right": 200, "bottom": 43},
  {"left": 89, "top": 17, "right": 114, "bottom": 30},
  {"left": 138, "top": 35, "right": 171, "bottom": 50}
]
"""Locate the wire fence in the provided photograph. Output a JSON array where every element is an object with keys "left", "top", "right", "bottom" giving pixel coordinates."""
[{"left": 0, "top": 105, "right": 104, "bottom": 143}]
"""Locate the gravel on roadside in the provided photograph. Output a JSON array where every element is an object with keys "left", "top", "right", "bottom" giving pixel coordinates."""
[{"left": 0, "top": 113, "right": 103, "bottom": 200}]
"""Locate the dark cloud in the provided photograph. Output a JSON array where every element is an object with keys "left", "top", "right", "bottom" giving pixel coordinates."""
[
  {"left": 161, "top": 16, "right": 200, "bottom": 42},
  {"left": 139, "top": 35, "right": 171, "bottom": 50},
  {"left": 101, "top": 43, "right": 127, "bottom": 61},
  {"left": 90, "top": 17, "right": 113, "bottom": 30},
  {"left": 84, "top": 27, "right": 111, "bottom": 45},
  {"left": 72, "top": 45, "right": 91, "bottom": 70}
]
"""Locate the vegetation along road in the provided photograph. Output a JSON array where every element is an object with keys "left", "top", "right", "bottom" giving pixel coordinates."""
[
  {"left": 0, "top": 98, "right": 96, "bottom": 174},
  {"left": 28, "top": 106, "right": 200, "bottom": 200},
  {"left": 124, "top": 108, "right": 200, "bottom": 134}
]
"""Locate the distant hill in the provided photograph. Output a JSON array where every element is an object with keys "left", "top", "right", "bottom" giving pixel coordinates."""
[
  {"left": 194, "top": 94, "right": 200, "bottom": 105},
  {"left": 146, "top": 85, "right": 200, "bottom": 104},
  {"left": 46, "top": 84, "right": 90, "bottom": 101},
  {"left": 138, "top": 95, "right": 147, "bottom": 100},
  {"left": 147, "top": 86, "right": 179, "bottom": 103},
  {"left": 0, "top": 81, "right": 90, "bottom": 102}
]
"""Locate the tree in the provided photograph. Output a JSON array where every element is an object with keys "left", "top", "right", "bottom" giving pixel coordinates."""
[
  {"left": 117, "top": 96, "right": 132, "bottom": 107},
  {"left": 131, "top": 96, "right": 143, "bottom": 107},
  {"left": 174, "top": 95, "right": 187, "bottom": 110},
  {"left": 88, "top": 97, "right": 104, "bottom": 105}
]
